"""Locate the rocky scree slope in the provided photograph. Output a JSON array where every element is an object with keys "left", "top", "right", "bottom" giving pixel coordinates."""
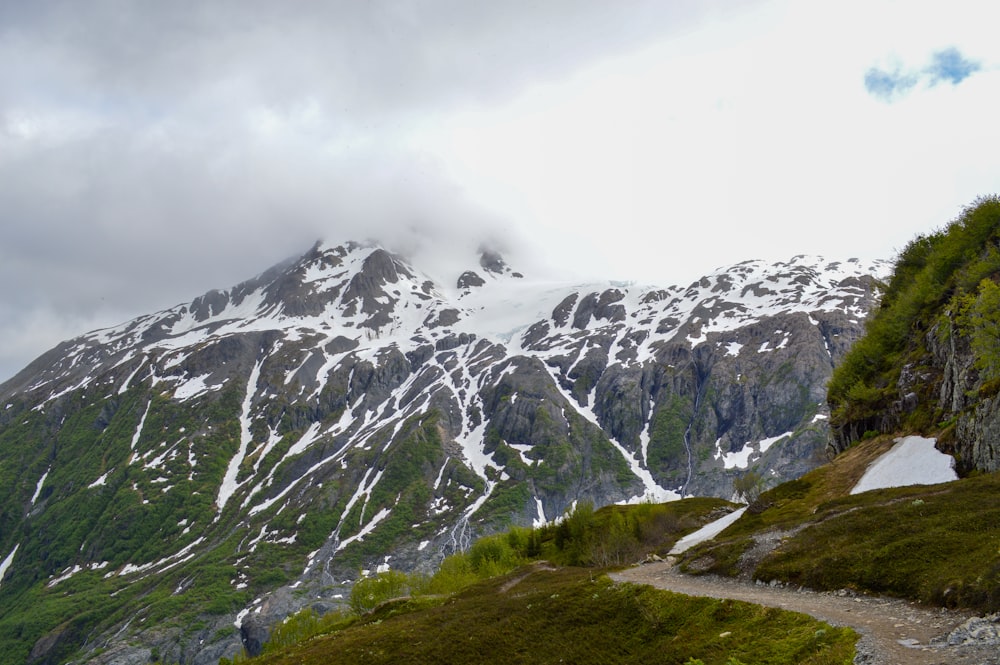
[{"left": 0, "top": 241, "right": 884, "bottom": 664}]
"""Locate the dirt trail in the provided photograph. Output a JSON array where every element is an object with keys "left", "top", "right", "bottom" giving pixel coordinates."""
[{"left": 610, "top": 560, "right": 998, "bottom": 665}]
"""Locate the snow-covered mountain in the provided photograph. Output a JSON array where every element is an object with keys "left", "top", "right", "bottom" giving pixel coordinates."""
[{"left": 0, "top": 241, "right": 887, "bottom": 664}]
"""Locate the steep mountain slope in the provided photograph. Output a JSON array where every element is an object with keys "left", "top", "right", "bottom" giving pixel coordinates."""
[
  {"left": 0, "top": 241, "right": 885, "bottom": 664},
  {"left": 828, "top": 195, "right": 1000, "bottom": 472}
]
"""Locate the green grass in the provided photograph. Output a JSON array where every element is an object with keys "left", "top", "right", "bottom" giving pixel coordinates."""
[
  {"left": 247, "top": 566, "right": 855, "bottom": 665},
  {"left": 753, "top": 473, "right": 1000, "bottom": 610},
  {"left": 677, "top": 437, "right": 1000, "bottom": 612},
  {"left": 225, "top": 497, "right": 856, "bottom": 665}
]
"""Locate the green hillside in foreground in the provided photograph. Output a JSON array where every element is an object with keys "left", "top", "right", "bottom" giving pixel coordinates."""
[
  {"left": 243, "top": 566, "right": 855, "bottom": 665},
  {"left": 677, "top": 435, "right": 1000, "bottom": 612}
]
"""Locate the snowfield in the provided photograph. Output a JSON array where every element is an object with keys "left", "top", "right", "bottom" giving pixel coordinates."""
[{"left": 850, "top": 436, "right": 958, "bottom": 495}]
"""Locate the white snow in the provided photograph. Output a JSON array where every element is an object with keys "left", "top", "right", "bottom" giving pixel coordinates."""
[
  {"left": 47, "top": 564, "right": 83, "bottom": 588},
  {"left": 117, "top": 359, "right": 147, "bottom": 394},
  {"left": 173, "top": 373, "right": 215, "bottom": 401},
  {"left": 30, "top": 468, "right": 50, "bottom": 505},
  {"left": 0, "top": 544, "right": 18, "bottom": 587},
  {"left": 115, "top": 537, "right": 205, "bottom": 578},
  {"left": 130, "top": 400, "right": 152, "bottom": 452},
  {"left": 717, "top": 441, "right": 755, "bottom": 470},
  {"left": 715, "top": 431, "right": 792, "bottom": 469},
  {"left": 234, "top": 607, "right": 251, "bottom": 629},
  {"left": 335, "top": 507, "right": 391, "bottom": 552},
  {"left": 724, "top": 341, "right": 743, "bottom": 357},
  {"left": 217, "top": 360, "right": 263, "bottom": 511},
  {"left": 758, "top": 431, "right": 792, "bottom": 454},
  {"left": 850, "top": 436, "right": 958, "bottom": 495},
  {"left": 508, "top": 442, "right": 534, "bottom": 465},
  {"left": 533, "top": 497, "right": 546, "bottom": 528},
  {"left": 88, "top": 469, "right": 113, "bottom": 488},
  {"left": 669, "top": 507, "right": 747, "bottom": 555}
]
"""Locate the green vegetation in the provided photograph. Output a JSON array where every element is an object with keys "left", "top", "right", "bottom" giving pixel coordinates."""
[
  {"left": 220, "top": 498, "right": 858, "bottom": 665},
  {"left": 647, "top": 392, "right": 694, "bottom": 479},
  {"left": 828, "top": 194, "right": 1000, "bottom": 443},
  {"left": 240, "top": 566, "right": 854, "bottom": 665},
  {"left": 678, "top": 437, "right": 1000, "bottom": 613},
  {"left": 732, "top": 470, "right": 766, "bottom": 513},
  {"left": 955, "top": 277, "right": 1000, "bottom": 389}
]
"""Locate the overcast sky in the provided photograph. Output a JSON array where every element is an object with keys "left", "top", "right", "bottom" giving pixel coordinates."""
[{"left": 2, "top": 1, "right": 999, "bottom": 382}]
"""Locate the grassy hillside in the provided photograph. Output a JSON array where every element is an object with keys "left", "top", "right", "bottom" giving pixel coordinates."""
[
  {"left": 243, "top": 565, "right": 855, "bottom": 665},
  {"left": 677, "top": 436, "right": 1000, "bottom": 612},
  {"left": 225, "top": 493, "right": 858, "bottom": 665},
  {"left": 828, "top": 194, "right": 1000, "bottom": 448}
]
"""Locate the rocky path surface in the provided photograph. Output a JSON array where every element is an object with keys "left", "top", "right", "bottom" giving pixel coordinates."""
[{"left": 610, "top": 560, "right": 1000, "bottom": 665}]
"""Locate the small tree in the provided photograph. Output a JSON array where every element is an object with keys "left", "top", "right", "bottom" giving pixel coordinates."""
[
  {"left": 957, "top": 278, "right": 1000, "bottom": 384},
  {"left": 733, "top": 470, "right": 766, "bottom": 513},
  {"left": 349, "top": 569, "right": 409, "bottom": 615}
]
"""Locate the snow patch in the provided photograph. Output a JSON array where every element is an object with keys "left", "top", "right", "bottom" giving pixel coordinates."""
[
  {"left": 533, "top": 497, "right": 546, "bottom": 528},
  {"left": 717, "top": 441, "right": 755, "bottom": 470},
  {"left": 217, "top": 360, "right": 263, "bottom": 512},
  {"left": 88, "top": 469, "right": 113, "bottom": 488},
  {"left": 0, "top": 544, "right": 18, "bottom": 587},
  {"left": 715, "top": 431, "right": 792, "bottom": 469},
  {"left": 130, "top": 400, "right": 152, "bottom": 452},
  {"left": 336, "top": 507, "right": 391, "bottom": 552},
  {"left": 850, "top": 436, "right": 958, "bottom": 495},
  {"left": 30, "top": 468, "right": 50, "bottom": 505},
  {"left": 669, "top": 507, "right": 747, "bottom": 555},
  {"left": 173, "top": 373, "right": 216, "bottom": 401}
]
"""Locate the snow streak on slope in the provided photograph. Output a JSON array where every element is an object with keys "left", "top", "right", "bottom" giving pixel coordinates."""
[
  {"left": 0, "top": 544, "right": 18, "bottom": 588},
  {"left": 545, "top": 369, "right": 679, "bottom": 503},
  {"left": 669, "top": 507, "right": 747, "bottom": 555},
  {"left": 30, "top": 468, "right": 49, "bottom": 506},
  {"left": 218, "top": 360, "right": 263, "bottom": 512}
]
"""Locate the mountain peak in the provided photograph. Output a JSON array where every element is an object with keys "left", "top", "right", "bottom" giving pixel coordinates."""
[{"left": 0, "top": 241, "right": 889, "bottom": 664}]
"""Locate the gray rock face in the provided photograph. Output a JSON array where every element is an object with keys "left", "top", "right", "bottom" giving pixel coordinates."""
[
  {"left": 240, "top": 615, "right": 270, "bottom": 657},
  {"left": 457, "top": 270, "right": 486, "bottom": 289},
  {"left": 0, "top": 245, "right": 886, "bottom": 664},
  {"left": 830, "top": 309, "right": 1000, "bottom": 473},
  {"left": 926, "top": 319, "right": 1000, "bottom": 473},
  {"left": 942, "top": 612, "right": 1000, "bottom": 646}
]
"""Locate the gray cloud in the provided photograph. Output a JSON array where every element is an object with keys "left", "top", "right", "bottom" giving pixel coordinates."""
[
  {"left": 0, "top": 1, "right": 718, "bottom": 380},
  {"left": 865, "top": 47, "right": 982, "bottom": 101}
]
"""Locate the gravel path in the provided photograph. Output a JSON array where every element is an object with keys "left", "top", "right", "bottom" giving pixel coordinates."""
[{"left": 610, "top": 560, "right": 1000, "bottom": 665}]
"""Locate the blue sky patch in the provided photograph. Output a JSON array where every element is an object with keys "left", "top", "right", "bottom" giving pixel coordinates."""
[
  {"left": 865, "top": 47, "right": 982, "bottom": 101},
  {"left": 926, "top": 47, "right": 981, "bottom": 85}
]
